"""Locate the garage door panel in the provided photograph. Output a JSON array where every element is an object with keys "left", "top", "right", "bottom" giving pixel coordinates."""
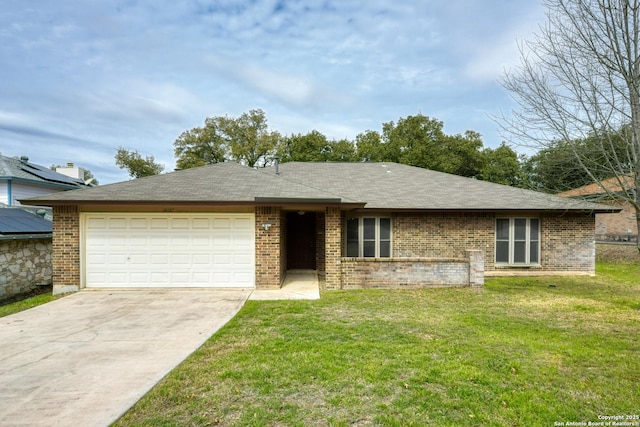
[
  {"left": 129, "top": 218, "right": 148, "bottom": 228},
  {"left": 84, "top": 213, "right": 255, "bottom": 288},
  {"left": 109, "top": 218, "right": 127, "bottom": 229}
]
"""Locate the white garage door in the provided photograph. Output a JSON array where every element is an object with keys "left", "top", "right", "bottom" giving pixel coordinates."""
[{"left": 83, "top": 213, "right": 255, "bottom": 288}]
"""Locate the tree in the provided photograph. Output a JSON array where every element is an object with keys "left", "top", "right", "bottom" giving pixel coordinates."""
[
  {"left": 522, "top": 131, "right": 630, "bottom": 192},
  {"left": 173, "top": 109, "right": 280, "bottom": 169},
  {"left": 223, "top": 109, "right": 281, "bottom": 167},
  {"left": 356, "top": 114, "right": 485, "bottom": 178},
  {"left": 480, "top": 142, "right": 526, "bottom": 187},
  {"left": 277, "top": 130, "right": 356, "bottom": 162},
  {"left": 173, "top": 117, "right": 227, "bottom": 169},
  {"left": 354, "top": 129, "right": 385, "bottom": 162},
  {"left": 329, "top": 138, "right": 357, "bottom": 161},
  {"left": 115, "top": 147, "right": 164, "bottom": 178},
  {"left": 499, "top": 0, "right": 640, "bottom": 249}
]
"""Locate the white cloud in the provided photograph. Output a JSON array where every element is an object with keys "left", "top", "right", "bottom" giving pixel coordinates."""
[
  {"left": 0, "top": 0, "right": 550, "bottom": 182},
  {"left": 204, "top": 53, "right": 352, "bottom": 110}
]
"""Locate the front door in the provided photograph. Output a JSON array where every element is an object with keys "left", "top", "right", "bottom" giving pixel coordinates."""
[{"left": 286, "top": 212, "right": 316, "bottom": 270}]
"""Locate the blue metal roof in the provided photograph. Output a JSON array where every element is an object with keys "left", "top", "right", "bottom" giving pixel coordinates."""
[{"left": 0, "top": 209, "right": 52, "bottom": 234}]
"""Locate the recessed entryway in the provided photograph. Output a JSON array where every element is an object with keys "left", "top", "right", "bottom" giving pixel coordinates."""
[{"left": 286, "top": 211, "right": 317, "bottom": 270}]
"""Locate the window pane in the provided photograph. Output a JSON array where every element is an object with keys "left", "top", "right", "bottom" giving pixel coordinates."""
[
  {"left": 530, "top": 219, "right": 539, "bottom": 241},
  {"left": 514, "top": 219, "right": 526, "bottom": 240},
  {"left": 379, "top": 241, "right": 391, "bottom": 257},
  {"left": 530, "top": 241, "right": 539, "bottom": 263},
  {"left": 347, "top": 218, "right": 359, "bottom": 241},
  {"left": 514, "top": 241, "right": 526, "bottom": 263},
  {"left": 379, "top": 218, "right": 391, "bottom": 240},
  {"left": 363, "top": 240, "right": 376, "bottom": 257},
  {"left": 496, "top": 219, "right": 510, "bottom": 240},
  {"left": 346, "top": 218, "right": 360, "bottom": 257},
  {"left": 363, "top": 218, "right": 376, "bottom": 240},
  {"left": 496, "top": 241, "right": 510, "bottom": 263},
  {"left": 347, "top": 241, "right": 359, "bottom": 257}
]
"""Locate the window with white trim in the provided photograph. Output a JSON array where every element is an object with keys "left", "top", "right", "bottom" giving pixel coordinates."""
[
  {"left": 345, "top": 217, "right": 391, "bottom": 257},
  {"left": 495, "top": 218, "right": 540, "bottom": 265}
]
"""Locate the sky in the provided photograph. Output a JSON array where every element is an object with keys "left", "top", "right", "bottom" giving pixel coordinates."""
[{"left": 0, "top": 1, "right": 546, "bottom": 184}]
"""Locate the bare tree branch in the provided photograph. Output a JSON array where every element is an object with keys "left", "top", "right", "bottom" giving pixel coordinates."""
[{"left": 498, "top": 0, "right": 640, "bottom": 250}]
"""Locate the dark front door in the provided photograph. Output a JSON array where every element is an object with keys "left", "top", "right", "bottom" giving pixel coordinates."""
[{"left": 286, "top": 212, "right": 316, "bottom": 270}]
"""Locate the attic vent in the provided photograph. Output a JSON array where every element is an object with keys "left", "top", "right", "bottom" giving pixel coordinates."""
[{"left": 20, "top": 155, "right": 29, "bottom": 163}]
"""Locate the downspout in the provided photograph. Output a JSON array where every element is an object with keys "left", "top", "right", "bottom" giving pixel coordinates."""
[{"left": 7, "top": 178, "right": 12, "bottom": 205}]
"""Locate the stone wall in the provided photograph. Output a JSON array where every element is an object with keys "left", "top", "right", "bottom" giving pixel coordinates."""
[{"left": 0, "top": 238, "right": 52, "bottom": 301}]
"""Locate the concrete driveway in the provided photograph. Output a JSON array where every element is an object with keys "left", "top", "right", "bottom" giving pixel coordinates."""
[{"left": 0, "top": 289, "right": 251, "bottom": 427}]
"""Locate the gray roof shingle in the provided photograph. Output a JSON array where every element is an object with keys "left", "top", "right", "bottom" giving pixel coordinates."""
[
  {"left": 22, "top": 161, "right": 617, "bottom": 212},
  {"left": 0, "top": 154, "right": 85, "bottom": 188}
]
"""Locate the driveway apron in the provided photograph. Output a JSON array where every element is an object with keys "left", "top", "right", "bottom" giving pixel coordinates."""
[{"left": 0, "top": 289, "right": 250, "bottom": 427}]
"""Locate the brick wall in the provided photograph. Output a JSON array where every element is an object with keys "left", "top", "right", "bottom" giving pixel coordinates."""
[
  {"left": 335, "top": 212, "right": 597, "bottom": 288},
  {"left": 595, "top": 200, "right": 638, "bottom": 242},
  {"left": 340, "top": 253, "right": 484, "bottom": 289},
  {"left": 315, "top": 212, "right": 326, "bottom": 274},
  {"left": 393, "top": 212, "right": 495, "bottom": 265},
  {"left": 538, "top": 212, "right": 595, "bottom": 273},
  {"left": 255, "top": 206, "right": 284, "bottom": 289},
  {"left": 52, "top": 205, "right": 80, "bottom": 294},
  {"left": 0, "top": 238, "right": 52, "bottom": 301},
  {"left": 324, "top": 207, "right": 341, "bottom": 289}
]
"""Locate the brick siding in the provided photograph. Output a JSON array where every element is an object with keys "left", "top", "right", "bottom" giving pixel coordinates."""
[
  {"left": 52, "top": 205, "right": 80, "bottom": 294},
  {"left": 315, "top": 212, "right": 326, "bottom": 274},
  {"left": 324, "top": 207, "right": 342, "bottom": 289},
  {"left": 393, "top": 212, "right": 495, "bottom": 264},
  {"left": 595, "top": 200, "right": 638, "bottom": 242},
  {"left": 537, "top": 212, "right": 595, "bottom": 273},
  {"left": 46, "top": 205, "right": 595, "bottom": 293},
  {"left": 341, "top": 251, "right": 484, "bottom": 289},
  {"left": 255, "top": 206, "right": 284, "bottom": 289},
  {"left": 334, "top": 211, "right": 596, "bottom": 289}
]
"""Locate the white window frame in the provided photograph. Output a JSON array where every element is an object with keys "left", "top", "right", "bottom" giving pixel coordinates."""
[
  {"left": 495, "top": 217, "right": 540, "bottom": 266},
  {"left": 345, "top": 216, "right": 392, "bottom": 258}
]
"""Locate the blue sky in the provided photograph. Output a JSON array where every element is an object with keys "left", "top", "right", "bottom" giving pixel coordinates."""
[{"left": 0, "top": 1, "right": 545, "bottom": 183}]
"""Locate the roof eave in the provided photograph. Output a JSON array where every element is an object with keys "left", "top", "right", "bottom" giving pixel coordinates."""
[
  {"left": 20, "top": 199, "right": 367, "bottom": 209},
  {"left": 0, "top": 233, "right": 52, "bottom": 241},
  {"left": 3, "top": 176, "right": 82, "bottom": 190}
]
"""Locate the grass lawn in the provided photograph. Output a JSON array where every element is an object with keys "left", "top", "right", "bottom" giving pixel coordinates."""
[
  {"left": 115, "top": 260, "right": 640, "bottom": 427},
  {"left": 0, "top": 288, "right": 56, "bottom": 318}
]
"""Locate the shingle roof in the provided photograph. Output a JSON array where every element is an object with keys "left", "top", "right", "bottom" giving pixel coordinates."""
[
  {"left": 22, "top": 161, "right": 617, "bottom": 212},
  {"left": 0, "top": 154, "right": 86, "bottom": 188},
  {"left": 272, "top": 162, "right": 616, "bottom": 211},
  {"left": 557, "top": 176, "right": 635, "bottom": 198},
  {"left": 22, "top": 162, "right": 359, "bottom": 205}
]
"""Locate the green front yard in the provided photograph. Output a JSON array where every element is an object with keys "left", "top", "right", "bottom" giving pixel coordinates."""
[{"left": 114, "top": 259, "right": 640, "bottom": 426}]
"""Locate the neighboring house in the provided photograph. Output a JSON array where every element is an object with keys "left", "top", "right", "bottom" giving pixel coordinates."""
[
  {"left": 22, "top": 162, "right": 617, "bottom": 295},
  {"left": 558, "top": 176, "right": 638, "bottom": 244},
  {"left": 0, "top": 154, "right": 92, "bottom": 300},
  {"left": 0, "top": 154, "right": 89, "bottom": 206},
  {"left": 0, "top": 208, "right": 53, "bottom": 301}
]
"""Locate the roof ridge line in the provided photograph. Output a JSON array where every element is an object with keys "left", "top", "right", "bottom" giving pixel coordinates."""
[{"left": 255, "top": 164, "right": 363, "bottom": 203}]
